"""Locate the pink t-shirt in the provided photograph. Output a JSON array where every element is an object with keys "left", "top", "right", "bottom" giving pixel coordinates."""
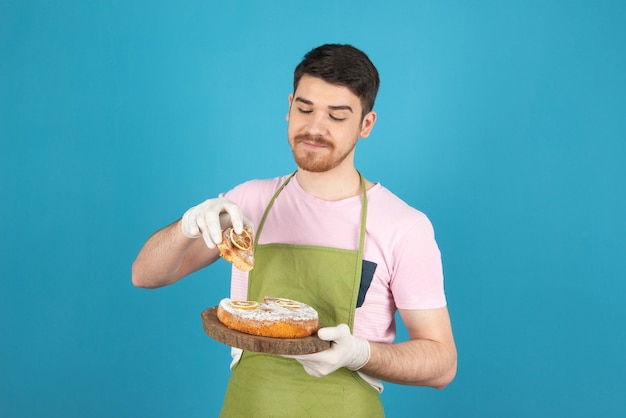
[{"left": 222, "top": 174, "right": 446, "bottom": 344}]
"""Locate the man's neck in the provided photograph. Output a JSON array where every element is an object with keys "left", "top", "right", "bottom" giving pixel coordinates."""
[{"left": 295, "top": 167, "right": 370, "bottom": 201}]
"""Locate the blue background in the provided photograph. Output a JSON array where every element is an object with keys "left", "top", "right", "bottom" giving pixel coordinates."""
[{"left": 2, "top": 1, "right": 625, "bottom": 417}]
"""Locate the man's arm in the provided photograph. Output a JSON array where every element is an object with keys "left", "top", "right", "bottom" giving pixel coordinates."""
[
  {"left": 132, "top": 197, "right": 249, "bottom": 288},
  {"left": 361, "top": 307, "right": 457, "bottom": 389},
  {"left": 131, "top": 219, "right": 219, "bottom": 288},
  {"left": 286, "top": 307, "right": 457, "bottom": 389}
]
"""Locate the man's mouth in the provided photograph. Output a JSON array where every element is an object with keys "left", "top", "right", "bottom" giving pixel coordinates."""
[{"left": 294, "top": 134, "right": 332, "bottom": 149}]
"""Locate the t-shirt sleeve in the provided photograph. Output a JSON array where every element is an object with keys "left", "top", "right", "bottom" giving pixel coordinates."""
[{"left": 390, "top": 214, "right": 447, "bottom": 310}]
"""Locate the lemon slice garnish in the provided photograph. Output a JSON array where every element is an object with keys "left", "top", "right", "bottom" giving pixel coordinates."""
[
  {"left": 229, "top": 228, "right": 252, "bottom": 251},
  {"left": 275, "top": 299, "right": 302, "bottom": 309},
  {"left": 230, "top": 300, "right": 258, "bottom": 310}
]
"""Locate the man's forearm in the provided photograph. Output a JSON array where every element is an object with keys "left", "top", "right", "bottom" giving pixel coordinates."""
[
  {"left": 361, "top": 338, "right": 457, "bottom": 389},
  {"left": 131, "top": 219, "right": 215, "bottom": 288}
]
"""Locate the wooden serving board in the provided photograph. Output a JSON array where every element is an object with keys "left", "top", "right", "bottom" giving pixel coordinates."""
[{"left": 201, "top": 307, "right": 331, "bottom": 355}]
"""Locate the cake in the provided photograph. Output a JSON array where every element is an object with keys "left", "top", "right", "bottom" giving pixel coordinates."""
[
  {"left": 216, "top": 296, "right": 319, "bottom": 338},
  {"left": 216, "top": 225, "right": 254, "bottom": 272}
]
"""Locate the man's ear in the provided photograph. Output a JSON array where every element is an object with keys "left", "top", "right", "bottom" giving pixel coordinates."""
[
  {"left": 359, "top": 111, "right": 377, "bottom": 138},
  {"left": 286, "top": 93, "right": 294, "bottom": 121}
]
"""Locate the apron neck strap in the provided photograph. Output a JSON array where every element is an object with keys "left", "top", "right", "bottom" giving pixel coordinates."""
[
  {"left": 254, "top": 171, "right": 297, "bottom": 245},
  {"left": 356, "top": 173, "right": 367, "bottom": 266}
]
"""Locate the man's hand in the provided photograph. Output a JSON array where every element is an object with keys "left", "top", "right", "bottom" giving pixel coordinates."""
[
  {"left": 285, "top": 324, "right": 370, "bottom": 377},
  {"left": 181, "top": 197, "right": 249, "bottom": 249}
]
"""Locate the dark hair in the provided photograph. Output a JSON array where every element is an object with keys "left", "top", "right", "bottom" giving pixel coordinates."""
[{"left": 293, "top": 44, "right": 380, "bottom": 118}]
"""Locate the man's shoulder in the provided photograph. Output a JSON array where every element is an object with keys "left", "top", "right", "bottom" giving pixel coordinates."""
[
  {"left": 368, "top": 184, "right": 428, "bottom": 219},
  {"left": 230, "top": 174, "right": 291, "bottom": 194},
  {"left": 223, "top": 174, "right": 292, "bottom": 211},
  {"left": 366, "top": 184, "right": 435, "bottom": 239}
]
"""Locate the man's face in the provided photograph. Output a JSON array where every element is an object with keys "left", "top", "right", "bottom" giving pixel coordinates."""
[{"left": 286, "top": 75, "right": 376, "bottom": 173}]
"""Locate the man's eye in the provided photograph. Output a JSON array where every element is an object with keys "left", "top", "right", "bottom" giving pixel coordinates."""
[
  {"left": 298, "top": 108, "right": 312, "bottom": 114},
  {"left": 330, "top": 114, "right": 346, "bottom": 121}
]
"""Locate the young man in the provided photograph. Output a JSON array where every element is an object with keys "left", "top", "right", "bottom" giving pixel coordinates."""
[{"left": 132, "top": 44, "right": 457, "bottom": 416}]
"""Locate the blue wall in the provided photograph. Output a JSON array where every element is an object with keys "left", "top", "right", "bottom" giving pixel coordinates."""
[{"left": 2, "top": 1, "right": 625, "bottom": 417}]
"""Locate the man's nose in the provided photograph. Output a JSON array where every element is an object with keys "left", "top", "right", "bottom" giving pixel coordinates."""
[{"left": 304, "top": 112, "right": 327, "bottom": 136}]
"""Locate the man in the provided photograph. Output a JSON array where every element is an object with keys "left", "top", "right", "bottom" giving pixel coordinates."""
[{"left": 132, "top": 44, "right": 457, "bottom": 416}]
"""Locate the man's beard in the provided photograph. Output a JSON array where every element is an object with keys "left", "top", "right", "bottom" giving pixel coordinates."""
[{"left": 290, "top": 133, "right": 357, "bottom": 173}]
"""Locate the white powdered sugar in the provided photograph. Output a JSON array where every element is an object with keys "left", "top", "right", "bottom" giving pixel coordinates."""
[{"left": 219, "top": 297, "right": 318, "bottom": 323}]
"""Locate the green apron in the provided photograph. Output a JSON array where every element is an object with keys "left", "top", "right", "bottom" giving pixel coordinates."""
[{"left": 220, "top": 172, "right": 384, "bottom": 417}]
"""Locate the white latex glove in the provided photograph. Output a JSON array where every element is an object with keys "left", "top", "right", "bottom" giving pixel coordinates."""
[
  {"left": 180, "top": 197, "right": 249, "bottom": 249},
  {"left": 284, "top": 324, "right": 370, "bottom": 377}
]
